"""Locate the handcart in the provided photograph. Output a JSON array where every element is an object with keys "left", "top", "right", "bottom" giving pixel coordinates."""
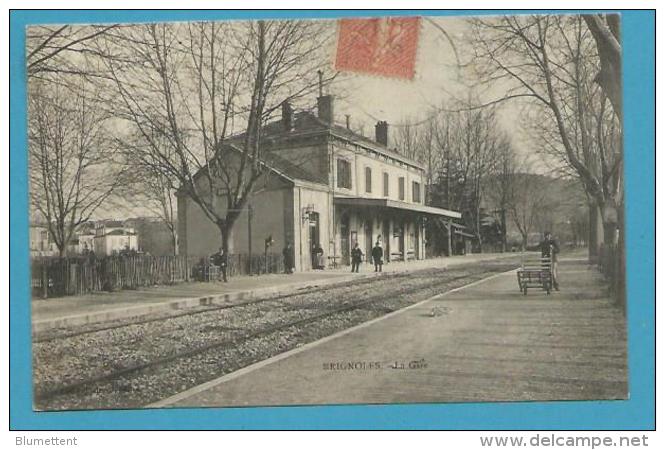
[{"left": 516, "top": 253, "right": 553, "bottom": 295}]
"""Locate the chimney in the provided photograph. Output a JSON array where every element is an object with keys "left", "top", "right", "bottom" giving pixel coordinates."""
[
  {"left": 345, "top": 114, "right": 351, "bottom": 130},
  {"left": 375, "top": 121, "right": 388, "bottom": 146},
  {"left": 317, "top": 95, "right": 334, "bottom": 126},
  {"left": 281, "top": 101, "right": 293, "bottom": 131}
]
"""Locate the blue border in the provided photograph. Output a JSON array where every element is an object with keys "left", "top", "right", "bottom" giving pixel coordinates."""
[{"left": 9, "top": 9, "right": 655, "bottom": 430}]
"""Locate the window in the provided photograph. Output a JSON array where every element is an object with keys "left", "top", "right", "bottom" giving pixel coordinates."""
[
  {"left": 383, "top": 172, "right": 389, "bottom": 197},
  {"left": 365, "top": 167, "right": 372, "bottom": 193},
  {"left": 412, "top": 181, "right": 421, "bottom": 203},
  {"left": 337, "top": 159, "right": 352, "bottom": 189},
  {"left": 398, "top": 177, "right": 405, "bottom": 200}
]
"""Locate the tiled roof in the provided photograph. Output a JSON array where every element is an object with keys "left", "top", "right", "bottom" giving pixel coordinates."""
[
  {"left": 193, "top": 110, "right": 424, "bottom": 187},
  {"left": 228, "top": 111, "right": 424, "bottom": 170},
  {"left": 104, "top": 229, "right": 137, "bottom": 236},
  {"left": 99, "top": 220, "right": 125, "bottom": 228},
  {"left": 261, "top": 150, "right": 327, "bottom": 185}
]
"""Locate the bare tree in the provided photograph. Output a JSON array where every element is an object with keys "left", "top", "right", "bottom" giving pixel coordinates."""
[
  {"left": 470, "top": 14, "right": 623, "bottom": 258},
  {"left": 99, "top": 20, "right": 333, "bottom": 253},
  {"left": 483, "top": 138, "right": 515, "bottom": 252},
  {"left": 26, "top": 24, "right": 116, "bottom": 79},
  {"left": 425, "top": 103, "right": 504, "bottom": 251},
  {"left": 420, "top": 118, "right": 444, "bottom": 201},
  {"left": 124, "top": 159, "right": 179, "bottom": 255},
  {"left": 391, "top": 111, "right": 449, "bottom": 205},
  {"left": 28, "top": 77, "right": 125, "bottom": 257},
  {"left": 393, "top": 120, "right": 423, "bottom": 161},
  {"left": 451, "top": 106, "right": 502, "bottom": 251},
  {"left": 506, "top": 166, "right": 555, "bottom": 251},
  {"left": 583, "top": 14, "right": 622, "bottom": 121}
]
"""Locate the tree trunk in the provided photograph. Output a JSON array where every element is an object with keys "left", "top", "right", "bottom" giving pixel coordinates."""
[
  {"left": 588, "top": 202, "right": 604, "bottom": 262},
  {"left": 522, "top": 235, "right": 528, "bottom": 252},
  {"left": 583, "top": 14, "right": 623, "bottom": 122},
  {"left": 600, "top": 201, "right": 619, "bottom": 247},
  {"left": 475, "top": 204, "right": 483, "bottom": 253},
  {"left": 171, "top": 232, "right": 178, "bottom": 256},
  {"left": 501, "top": 208, "right": 507, "bottom": 253},
  {"left": 603, "top": 221, "right": 617, "bottom": 247},
  {"left": 217, "top": 223, "right": 230, "bottom": 254}
]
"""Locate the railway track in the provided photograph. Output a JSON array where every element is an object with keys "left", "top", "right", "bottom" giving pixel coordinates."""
[
  {"left": 33, "top": 260, "right": 518, "bottom": 410},
  {"left": 34, "top": 271, "right": 413, "bottom": 344}
]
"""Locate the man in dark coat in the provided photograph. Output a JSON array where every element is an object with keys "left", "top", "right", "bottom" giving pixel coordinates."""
[
  {"left": 351, "top": 242, "right": 364, "bottom": 273},
  {"left": 371, "top": 241, "right": 384, "bottom": 272},
  {"left": 283, "top": 242, "right": 294, "bottom": 274},
  {"left": 210, "top": 246, "right": 228, "bottom": 282},
  {"left": 540, "top": 231, "right": 560, "bottom": 290}
]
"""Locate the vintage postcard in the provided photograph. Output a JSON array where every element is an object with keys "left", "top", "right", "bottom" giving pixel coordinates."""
[{"left": 24, "top": 12, "right": 629, "bottom": 412}]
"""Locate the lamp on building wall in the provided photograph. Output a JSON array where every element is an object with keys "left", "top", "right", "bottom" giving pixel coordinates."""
[{"left": 301, "top": 204, "right": 315, "bottom": 223}]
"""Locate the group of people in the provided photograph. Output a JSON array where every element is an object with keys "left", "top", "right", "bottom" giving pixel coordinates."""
[
  {"left": 209, "top": 242, "right": 298, "bottom": 283},
  {"left": 351, "top": 241, "right": 385, "bottom": 273},
  {"left": 208, "top": 239, "right": 388, "bottom": 282},
  {"left": 291, "top": 240, "right": 387, "bottom": 274},
  {"left": 209, "top": 231, "right": 561, "bottom": 287}
]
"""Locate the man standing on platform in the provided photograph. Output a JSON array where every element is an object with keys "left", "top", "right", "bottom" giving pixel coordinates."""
[
  {"left": 211, "top": 246, "right": 228, "bottom": 283},
  {"left": 372, "top": 240, "right": 384, "bottom": 272},
  {"left": 540, "top": 231, "right": 560, "bottom": 291},
  {"left": 283, "top": 241, "right": 295, "bottom": 274},
  {"left": 351, "top": 242, "right": 363, "bottom": 273}
]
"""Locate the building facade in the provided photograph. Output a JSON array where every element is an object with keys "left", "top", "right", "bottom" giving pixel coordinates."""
[
  {"left": 67, "top": 229, "right": 96, "bottom": 255},
  {"left": 93, "top": 221, "right": 139, "bottom": 256},
  {"left": 30, "top": 223, "right": 57, "bottom": 257},
  {"left": 178, "top": 96, "right": 461, "bottom": 271}
]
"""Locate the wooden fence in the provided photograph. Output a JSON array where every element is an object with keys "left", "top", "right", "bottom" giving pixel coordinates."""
[{"left": 32, "top": 253, "right": 286, "bottom": 298}]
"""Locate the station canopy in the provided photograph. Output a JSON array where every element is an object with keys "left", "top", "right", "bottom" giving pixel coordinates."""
[{"left": 334, "top": 196, "right": 461, "bottom": 220}]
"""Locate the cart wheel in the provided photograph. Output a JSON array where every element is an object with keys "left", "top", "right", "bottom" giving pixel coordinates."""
[{"left": 523, "top": 287, "right": 527, "bottom": 296}]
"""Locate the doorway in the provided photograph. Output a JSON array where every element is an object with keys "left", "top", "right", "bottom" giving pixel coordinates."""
[
  {"left": 397, "top": 222, "right": 405, "bottom": 260},
  {"left": 308, "top": 212, "right": 320, "bottom": 269},
  {"left": 340, "top": 213, "right": 350, "bottom": 265}
]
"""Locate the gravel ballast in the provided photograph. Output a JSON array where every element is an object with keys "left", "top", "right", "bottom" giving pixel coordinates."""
[{"left": 33, "top": 259, "right": 518, "bottom": 410}]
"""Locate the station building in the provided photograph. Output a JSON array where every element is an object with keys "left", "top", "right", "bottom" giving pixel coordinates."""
[{"left": 177, "top": 95, "right": 461, "bottom": 271}]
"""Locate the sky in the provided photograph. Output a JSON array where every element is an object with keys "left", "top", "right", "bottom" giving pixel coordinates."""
[
  {"left": 307, "top": 15, "right": 539, "bottom": 167},
  {"left": 30, "top": 14, "right": 555, "bottom": 221},
  {"left": 330, "top": 17, "right": 471, "bottom": 124}
]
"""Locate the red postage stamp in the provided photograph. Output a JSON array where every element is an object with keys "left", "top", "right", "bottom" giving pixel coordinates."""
[{"left": 334, "top": 17, "right": 421, "bottom": 80}]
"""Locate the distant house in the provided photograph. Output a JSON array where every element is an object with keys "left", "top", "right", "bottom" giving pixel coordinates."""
[
  {"left": 93, "top": 221, "right": 139, "bottom": 256},
  {"left": 178, "top": 95, "right": 461, "bottom": 271},
  {"left": 30, "top": 222, "right": 57, "bottom": 257},
  {"left": 66, "top": 223, "right": 96, "bottom": 255},
  {"left": 31, "top": 220, "right": 137, "bottom": 257}
]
